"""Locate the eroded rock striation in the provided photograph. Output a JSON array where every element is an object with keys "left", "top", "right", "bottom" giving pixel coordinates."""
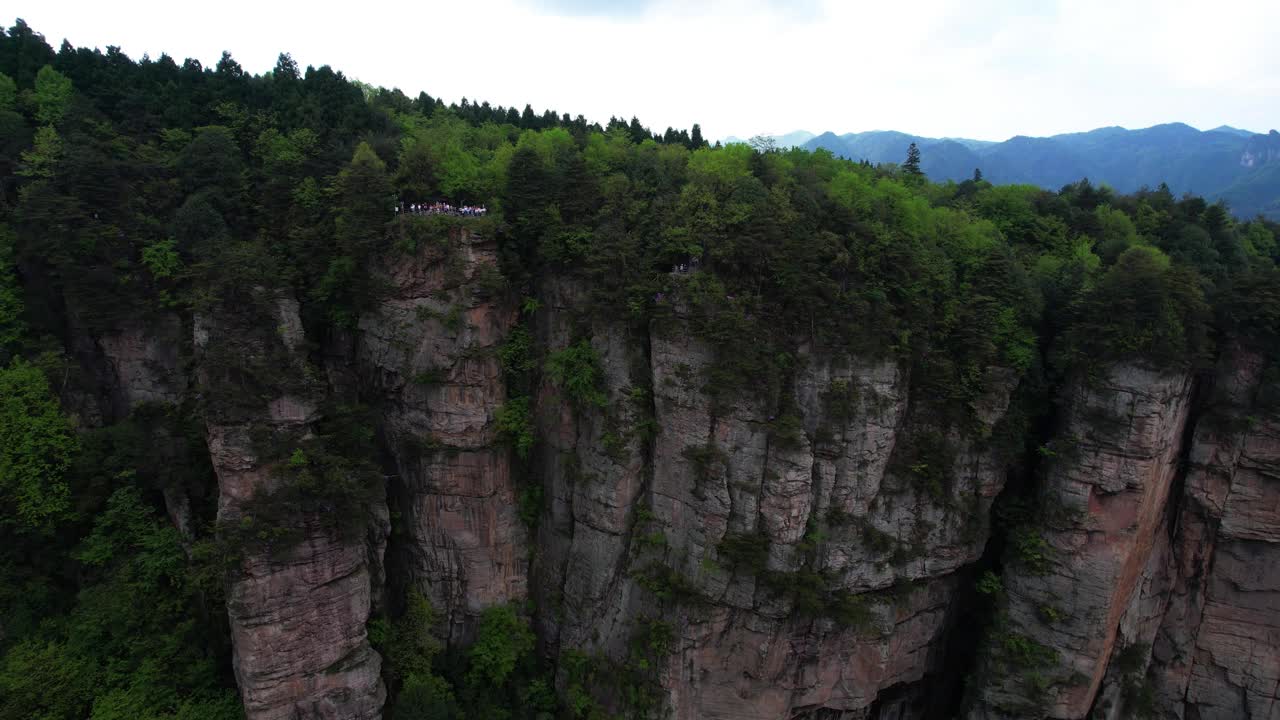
[
  {"left": 529, "top": 287, "right": 1025, "bottom": 719},
  {"left": 197, "top": 292, "right": 387, "bottom": 720},
  {"left": 59, "top": 229, "right": 1278, "bottom": 720}
]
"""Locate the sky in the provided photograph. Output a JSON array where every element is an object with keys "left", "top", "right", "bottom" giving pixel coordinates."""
[{"left": 10, "top": 0, "right": 1280, "bottom": 142}]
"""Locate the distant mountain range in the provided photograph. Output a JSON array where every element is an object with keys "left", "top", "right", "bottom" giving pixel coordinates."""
[
  {"left": 723, "top": 130, "right": 817, "bottom": 148},
  {"left": 730, "top": 124, "right": 1280, "bottom": 219}
]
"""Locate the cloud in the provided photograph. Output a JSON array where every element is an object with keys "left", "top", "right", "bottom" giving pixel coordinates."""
[{"left": 10, "top": 0, "right": 1278, "bottom": 141}]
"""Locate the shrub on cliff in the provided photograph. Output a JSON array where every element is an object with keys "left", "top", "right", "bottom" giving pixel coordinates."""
[{"left": 545, "top": 340, "right": 608, "bottom": 409}]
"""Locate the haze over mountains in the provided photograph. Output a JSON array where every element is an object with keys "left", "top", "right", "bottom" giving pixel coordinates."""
[{"left": 731, "top": 124, "right": 1280, "bottom": 219}]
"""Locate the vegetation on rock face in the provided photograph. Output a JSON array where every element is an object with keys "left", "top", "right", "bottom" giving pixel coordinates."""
[{"left": 1, "top": 17, "right": 1279, "bottom": 720}]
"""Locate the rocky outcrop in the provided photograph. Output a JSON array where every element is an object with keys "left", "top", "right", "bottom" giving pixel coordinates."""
[
  {"left": 358, "top": 226, "right": 524, "bottom": 642},
  {"left": 1240, "top": 130, "right": 1280, "bottom": 169},
  {"left": 528, "top": 288, "right": 1024, "bottom": 719},
  {"left": 965, "top": 349, "right": 1280, "bottom": 720},
  {"left": 96, "top": 313, "right": 188, "bottom": 414},
  {"left": 198, "top": 292, "right": 386, "bottom": 720},
  {"left": 969, "top": 365, "right": 1195, "bottom": 719},
  {"left": 1141, "top": 346, "right": 1280, "bottom": 720},
  {"left": 530, "top": 275, "right": 650, "bottom": 661},
  {"left": 67, "top": 227, "right": 1275, "bottom": 720},
  {"left": 88, "top": 313, "right": 198, "bottom": 536}
]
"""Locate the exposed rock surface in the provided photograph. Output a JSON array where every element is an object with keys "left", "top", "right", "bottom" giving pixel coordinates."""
[
  {"left": 358, "top": 228, "right": 525, "bottom": 642},
  {"left": 1142, "top": 346, "right": 1280, "bottom": 720},
  {"left": 59, "top": 227, "right": 1280, "bottom": 720},
  {"left": 530, "top": 290, "right": 1024, "bottom": 719},
  {"left": 969, "top": 365, "right": 1195, "bottom": 719},
  {"left": 198, "top": 293, "right": 387, "bottom": 720}
]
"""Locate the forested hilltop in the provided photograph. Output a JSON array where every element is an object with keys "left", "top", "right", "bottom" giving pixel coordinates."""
[
  {"left": 2, "top": 19, "right": 1279, "bottom": 720},
  {"left": 800, "top": 125, "right": 1280, "bottom": 220}
]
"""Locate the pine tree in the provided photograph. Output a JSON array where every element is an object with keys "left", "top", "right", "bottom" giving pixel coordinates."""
[
  {"left": 628, "top": 116, "right": 647, "bottom": 143},
  {"left": 903, "top": 142, "right": 923, "bottom": 179},
  {"left": 690, "top": 123, "right": 705, "bottom": 149}
]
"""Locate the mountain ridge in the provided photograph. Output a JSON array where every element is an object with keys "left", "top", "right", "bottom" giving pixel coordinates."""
[
  {"left": 793, "top": 122, "right": 1274, "bottom": 215},
  {"left": 785, "top": 123, "right": 1280, "bottom": 218}
]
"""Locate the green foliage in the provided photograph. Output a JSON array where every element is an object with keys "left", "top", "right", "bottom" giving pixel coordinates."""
[
  {"left": 545, "top": 340, "right": 607, "bottom": 408},
  {"left": 33, "top": 65, "right": 73, "bottom": 125},
  {"left": 382, "top": 592, "right": 443, "bottom": 686},
  {"left": 1011, "top": 527, "right": 1053, "bottom": 575},
  {"left": 1, "top": 486, "right": 240, "bottom": 720},
  {"left": 1063, "top": 245, "right": 1210, "bottom": 370},
  {"left": 17, "top": 123, "right": 60, "bottom": 178},
  {"left": 976, "top": 570, "right": 1004, "bottom": 596},
  {"left": 894, "top": 431, "right": 955, "bottom": 502},
  {"left": 499, "top": 325, "right": 535, "bottom": 378},
  {"left": 0, "top": 639, "right": 95, "bottom": 720},
  {"left": 633, "top": 561, "right": 706, "bottom": 605},
  {"left": 0, "top": 358, "right": 77, "bottom": 532},
  {"left": 467, "top": 605, "right": 535, "bottom": 688},
  {"left": 999, "top": 631, "right": 1058, "bottom": 667},
  {"left": 0, "top": 225, "right": 24, "bottom": 349},
  {"left": 517, "top": 481, "right": 544, "bottom": 529},
  {"left": 496, "top": 397, "right": 535, "bottom": 459},
  {"left": 316, "top": 141, "right": 395, "bottom": 326},
  {"left": 141, "top": 239, "right": 182, "bottom": 280},
  {"left": 394, "top": 673, "right": 461, "bottom": 720},
  {"left": 0, "top": 71, "right": 15, "bottom": 110}
]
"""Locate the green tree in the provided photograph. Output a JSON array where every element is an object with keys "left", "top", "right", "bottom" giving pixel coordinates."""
[
  {"left": 1063, "top": 245, "right": 1209, "bottom": 369},
  {"left": 467, "top": 605, "right": 534, "bottom": 688},
  {"left": 32, "top": 65, "right": 73, "bottom": 126},
  {"left": 689, "top": 123, "right": 705, "bottom": 149},
  {"left": 0, "top": 71, "right": 16, "bottom": 110},
  {"left": 383, "top": 592, "right": 443, "bottom": 686},
  {"left": 0, "top": 224, "right": 24, "bottom": 350},
  {"left": 545, "top": 340, "right": 607, "bottom": 408},
  {"left": 0, "top": 358, "right": 77, "bottom": 533},
  {"left": 903, "top": 142, "right": 923, "bottom": 179},
  {"left": 333, "top": 141, "right": 393, "bottom": 254},
  {"left": 394, "top": 674, "right": 460, "bottom": 720},
  {"left": 315, "top": 141, "right": 393, "bottom": 326},
  {"left": 16, "top": 124, "right": 60, "bottom": 179}
]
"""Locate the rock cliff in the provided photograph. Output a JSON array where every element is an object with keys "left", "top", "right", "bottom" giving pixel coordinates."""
[
  {"left": 528, "top": 282, "right": 1024, "bottom": 719},
  {"left": 57, "top": 229, "right": 1278, "bottom": 720},
  {"left": 196, "top": 291, "right": 387, "bottom": 720},
  {"left": 970, "top": 352, "right": 1280, "bottom": 720}
]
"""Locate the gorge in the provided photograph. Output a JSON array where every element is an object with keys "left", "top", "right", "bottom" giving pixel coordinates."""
[{"left": 0, "top": 20, "right": 1278, "bottom": 720}]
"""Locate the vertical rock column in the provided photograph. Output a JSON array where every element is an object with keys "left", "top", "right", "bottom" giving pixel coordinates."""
[
  {"left": 970, "top": 365, "right": 1194, "bottom": 719},
  {"left": 358, "top": 228, "right": 524, "bottom": 641},
  {"left": 197, "top": 292, "right": 386, "bottom": 720},
  {"left": 531, "top": 276, "right": 650, "bottom": 660},
  {"left": 543, "top": 295, "right": 1026, "bottom": 720},
  {"left": 1145, "top": 345, "right": 1280, "bottom": 720}
]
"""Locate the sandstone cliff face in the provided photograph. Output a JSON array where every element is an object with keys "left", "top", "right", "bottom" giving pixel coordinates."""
[
  {"left": 969, "top": 365, "right": 1195, "bottom": 719},
  {"left": 358, "top": 229, "right": 525, "bottom": 642},
  {"left": 197, "top": 293, "right": 387, "bottom": 720},
  {"left": 1142, "top": 346, "right": 1280, "bottom": 720},
  {"left": 530, "top": 288, "right": 1024, "bottom": 719},
  {"left": 81, "top": 312, "right": 198, "bottom": 537},
  {"left": 71, "top": 228, "right": 1278, "bottom": 720},
  {"left": 968, "top": 351, "right": 1280, "bottom": 720}
]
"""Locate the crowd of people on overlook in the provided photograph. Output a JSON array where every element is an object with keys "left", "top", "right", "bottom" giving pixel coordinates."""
[
  {"left": 397, "top": 201, "right": 488, "bottom": 217},
  {"left": 673, "top": 257, "right": 702, "bottom": 273}
]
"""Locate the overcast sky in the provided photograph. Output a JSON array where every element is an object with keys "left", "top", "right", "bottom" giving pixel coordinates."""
[{"left": 11, "top": 0, "right": 1280, "bottom": 141}]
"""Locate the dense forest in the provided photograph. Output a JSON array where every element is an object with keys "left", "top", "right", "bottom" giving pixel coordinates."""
[{"left": 1, "top": 17, "right": 1279, "bottom": 720}]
